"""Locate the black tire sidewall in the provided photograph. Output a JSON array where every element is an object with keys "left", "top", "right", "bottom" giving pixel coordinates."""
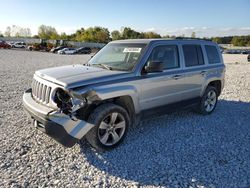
[{"left": 86, "top": 103, "right": 130, "bottom": 151}]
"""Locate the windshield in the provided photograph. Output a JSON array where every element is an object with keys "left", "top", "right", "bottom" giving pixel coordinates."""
[{"left": 88, "top": 43, "right": 146, "bottom": 71}]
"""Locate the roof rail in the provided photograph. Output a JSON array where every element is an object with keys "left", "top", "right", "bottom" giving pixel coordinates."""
[{"left": 175, "top": 37, "right": 212, "bottom": 41}]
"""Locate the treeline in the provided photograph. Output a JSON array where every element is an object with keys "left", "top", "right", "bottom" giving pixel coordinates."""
[
  {"left": 1, "top": 25, "right": 250, "bottom": 46},
  {"left": 1, "top": 25, "right": 31, "bottom": 38},
  {"left": 211, "top": 36, "right": 250, "bottom": 46},
  {"left": 34, "top": 25, "right": 162, "bottom": 43}
]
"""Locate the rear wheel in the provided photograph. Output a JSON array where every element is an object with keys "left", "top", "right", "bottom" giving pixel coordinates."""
[
  {"left": 85, "top": 103, "right": 130, "bottom": 151},
  {"left": 196, "top": 86, "right": 218, "bottom": 115}
]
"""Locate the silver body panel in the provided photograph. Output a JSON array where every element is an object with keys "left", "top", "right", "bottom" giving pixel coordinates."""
[{"left": 23, "top": 39, "right": 225, "bottom": 142}]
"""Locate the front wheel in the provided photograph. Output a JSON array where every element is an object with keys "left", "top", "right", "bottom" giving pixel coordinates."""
[
  {"left": 195, "top": 86, "right": 218, "bottom": 115},
  {"left": 85, "top": 103, "right": 130, "bottom": 151}
]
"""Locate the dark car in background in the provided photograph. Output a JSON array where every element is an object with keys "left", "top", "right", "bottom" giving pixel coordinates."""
[
  {"left": 248, "top": 54, "right": 250, "bottom": 62},
  {"left": 74, "top": 47, "right": 91, "bottom": 54},
  {"left": 0, "top": 41, "right": 11, "bottom": 49},
  {"left": 241, "top": 50, "right": 250, "bottom": 55}
]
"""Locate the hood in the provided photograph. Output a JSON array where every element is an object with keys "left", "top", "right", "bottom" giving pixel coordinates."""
[{"left": 35, "top": 64, "right": 131, "bottom": 89}]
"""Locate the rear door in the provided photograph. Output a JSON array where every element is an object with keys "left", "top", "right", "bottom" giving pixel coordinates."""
[{"left": 180, "top": 44, "right": 206, "bottom": 98}]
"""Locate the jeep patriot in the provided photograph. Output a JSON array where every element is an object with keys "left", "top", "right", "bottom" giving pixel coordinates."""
[{"left": 23, "top": 39, "right": 225, "bottom": 150}]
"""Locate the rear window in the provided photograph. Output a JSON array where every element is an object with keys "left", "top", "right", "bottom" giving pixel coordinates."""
[
  {"left": 205, "top": 45, "right": 220, "bottom": 64},
  {"left": 183, "top": 45, "right": 204, "bottom": 67}
]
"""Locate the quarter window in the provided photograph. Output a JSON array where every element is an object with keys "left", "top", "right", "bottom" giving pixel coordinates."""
[
  {"left": 183, "top": 45, "right": 204, "bottom": 67},
  {"left": 205, "top": 45, "right": 220, "bottom": 64},
  {"left": 147, "top": 45, "right": 179, "bottom": 70}
]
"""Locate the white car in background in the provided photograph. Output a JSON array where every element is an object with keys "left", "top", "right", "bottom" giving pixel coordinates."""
[
  {"left": 57, "top": 48, "right": 76, "bottom": 54},
  {"left": 12, "top": 42, "right": 26, "bottom": 48}
]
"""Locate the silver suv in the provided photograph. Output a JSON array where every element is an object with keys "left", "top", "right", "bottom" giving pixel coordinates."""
[{"left": 23, "top": 39, "right": 225, "bottom": 150}]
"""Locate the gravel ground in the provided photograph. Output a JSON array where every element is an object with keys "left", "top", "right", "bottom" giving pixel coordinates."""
[{"left": 0, "top": 50, "right": 249, "bottom": 188}]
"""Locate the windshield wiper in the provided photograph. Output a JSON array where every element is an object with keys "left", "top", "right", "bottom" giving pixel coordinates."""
[{"left": 93, "top": 64, "right": 112, "bottom": 70}]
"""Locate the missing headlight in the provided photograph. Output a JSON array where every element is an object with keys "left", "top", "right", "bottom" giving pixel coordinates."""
[
  {"left": 54, "top": 88, "right": 87, "bottom": 117},
  {"left": 54, "top": 88, "right": 73, "bottom": 114},
  {"left": 56, "top": 88, "right": 71, "bottom": 103}
]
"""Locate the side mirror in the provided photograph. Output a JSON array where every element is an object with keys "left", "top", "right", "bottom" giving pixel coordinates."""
[{"left": 145, "top": 61, "right": 164, "bottom": 73}]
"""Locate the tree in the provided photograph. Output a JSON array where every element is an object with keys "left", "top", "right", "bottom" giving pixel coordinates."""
[
  {"left": 191, "top": 31, "right": 196, "bottom": 38},
  {"left": 38, "top": 25, "right": 59, "bottom": 39},
  {"left": 212, "top": 37, "right": 223, "bottom": 44},
  {"left": 121, "top": 27, "right": 142, "bottom": 39},
  {"left": 60, "top": 32, "right": 69, "bottom": 40},
  {"left": 4, "top": 25, "right": 31, "bottom": 37},
  {"left": 231, "top": 36, "right": 246, "bottom": 46},
  {"left": 75, "top": 28, "right": 85, "bottom": 41},
  {"left": 67, "top": 33, "right": 76, "bottom": 41},
  {"left": 73, "top": 26, "right": 162, "bottom": 42},
  {"left": 141, "top": 32, "right": 161, "bottom": 39},
  {"left": 74, "top": 26, "right": 110, "bottom": 43},
  {"left": 4, "top": 26, "right": 11, "bottom": 37},
  {"left": 95, "top": 28, "right": 110, "bottom": 43},
  {"left": 33, "top": 35, "right": 39, "bottom": 39},
  {"left": 111, "top": 30, "right": 121, "bottom": 40},
  {"left": 162, "top": 35, "right": 170, "bottom": 38},
  {"left": 17, "top": 27, "right": 31, "bottom": 37},
  {"left": 247, "top": 40, "right": 250, "bottom": 47}
]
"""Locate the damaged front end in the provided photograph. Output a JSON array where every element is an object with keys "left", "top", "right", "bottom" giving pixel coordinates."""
[
  {"left": 54, "top": 88, "right": 102, "bottom": 120},
  {"left": 23, "top": 88, "right": 97, "bottom": 147}
]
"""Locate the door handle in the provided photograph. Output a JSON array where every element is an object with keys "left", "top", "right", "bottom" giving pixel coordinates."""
[
  {"left": 200, "top": 71, "right": 207, "bottom": 75},
  {"left": 172, "top": 75, "right": 182, "bottom": 80}
]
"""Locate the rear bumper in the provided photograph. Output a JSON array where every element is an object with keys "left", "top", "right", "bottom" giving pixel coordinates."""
[{"left": 23, "top": 89, "right": 95, "bottom": 147}]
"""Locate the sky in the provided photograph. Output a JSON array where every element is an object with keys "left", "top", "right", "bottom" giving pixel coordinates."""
[{"left": 0, "top": 0, "right": 250, "bottom": 37}]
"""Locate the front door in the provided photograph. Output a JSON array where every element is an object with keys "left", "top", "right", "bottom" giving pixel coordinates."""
[{"left": 139, "top": 45, "right": 185, "bottom": 110}]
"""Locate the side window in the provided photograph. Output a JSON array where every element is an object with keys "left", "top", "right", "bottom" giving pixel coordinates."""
[
  {"left": 205, "top": 45, "right": 220, "bottom": 64},
  {"left": 183, "top": 45, "right": 204, "bottom": 67},
  {"left": 147, "top": 45, "right": 179, "bottom": 70}
]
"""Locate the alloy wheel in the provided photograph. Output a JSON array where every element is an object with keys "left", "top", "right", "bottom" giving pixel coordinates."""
[
  {"left": 98, "top": 112, "right": 126, "bottom": 146},
  {"left": 204, "top": 90, "right": 217, "bottom": 112}
]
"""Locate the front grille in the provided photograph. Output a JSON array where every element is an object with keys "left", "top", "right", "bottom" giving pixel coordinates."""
[{"left": 32, "top": 79, "right": 52, "bottom": 104}]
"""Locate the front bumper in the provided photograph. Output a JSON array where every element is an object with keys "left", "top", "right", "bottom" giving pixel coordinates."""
[{"left": 23, "top": 89, "right": 95, "bottom": 147}]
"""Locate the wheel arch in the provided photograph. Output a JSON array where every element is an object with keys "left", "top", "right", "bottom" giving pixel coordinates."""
[
  {"left": 76, "top": 95, "right": 136, "bottom": 126},
  {"left": 74, "top": 85, "right": 139, "bottom": 126},
  {"left": 202, "top": 79, "right": 222, "bottom": 96}
]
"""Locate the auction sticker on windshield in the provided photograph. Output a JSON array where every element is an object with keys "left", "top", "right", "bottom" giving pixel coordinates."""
[{"left": 123, "top": 48, "right": 141, "bottom": 53}]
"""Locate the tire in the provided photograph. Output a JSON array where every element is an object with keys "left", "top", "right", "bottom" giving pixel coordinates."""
[
  {"left": 195, "top": 86, "right": 218, "bottom": 115},
  {"left": 85, "top": 103, "right": 130, "bottom": 151}
]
